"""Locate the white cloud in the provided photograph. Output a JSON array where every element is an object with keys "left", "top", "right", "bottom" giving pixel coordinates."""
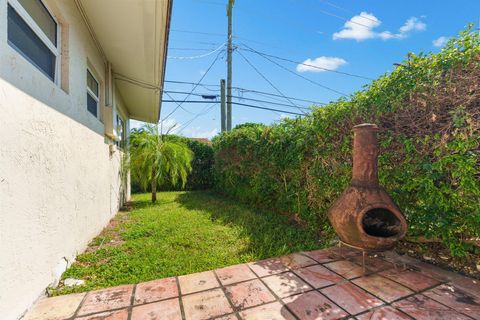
[
  {"left": 399, "top": 17, "right": 426, "bottom": 34},
  {"left": 333, "top": 12, "right": 381, "bottom": 41},
  {"left": 181, "top": 126, "right": 218, "bottom": 139},
  {"left": 296, "top": 56, "right": 347, "bottom": 73},
  {"left": 333, "top": 12, "right": 426, "bottom": 41},
  {"left": 433, "top": 36, "right": 449, "bottom": 47}
]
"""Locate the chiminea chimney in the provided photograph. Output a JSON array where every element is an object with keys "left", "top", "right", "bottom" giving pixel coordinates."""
[{"left": 328, "top": 124, "right": 407, "bottom": 251}]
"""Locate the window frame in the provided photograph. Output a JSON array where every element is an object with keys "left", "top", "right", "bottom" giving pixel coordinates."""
[
  {"left": 7, "top": 0, "right": 61, "bottom": 84},
  {"left": 86, "top": 68, "right": 100, "bottom": 119}
]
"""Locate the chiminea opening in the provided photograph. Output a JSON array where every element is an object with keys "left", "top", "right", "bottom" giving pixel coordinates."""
[{"left": 362, "top": 208, "right": 402, "bottom": 238}]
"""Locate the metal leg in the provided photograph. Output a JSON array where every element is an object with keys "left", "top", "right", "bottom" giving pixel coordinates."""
[{"left": 362, "top": 251, "right": 366, "bottom": 275}]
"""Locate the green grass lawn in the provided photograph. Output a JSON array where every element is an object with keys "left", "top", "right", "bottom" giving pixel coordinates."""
[{"left": 52, "top": 191, "right": 324, "bottom": 295}]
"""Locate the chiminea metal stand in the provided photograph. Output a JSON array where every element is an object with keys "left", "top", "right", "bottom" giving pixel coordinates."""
[{"left": 328, "top": 124, "right": 408, "bottom": 274}]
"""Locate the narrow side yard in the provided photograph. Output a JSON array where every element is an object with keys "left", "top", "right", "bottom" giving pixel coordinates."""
[{"left": 52, "top": 191, "right": 323, "bottom": 295}]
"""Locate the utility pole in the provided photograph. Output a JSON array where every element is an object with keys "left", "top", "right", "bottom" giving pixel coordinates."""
[
  {"left": 220, "top": 79, "right": 226, "bottom": 132},
  {"left": 226, "top": 0, "right": 234, "bottom": 131}
]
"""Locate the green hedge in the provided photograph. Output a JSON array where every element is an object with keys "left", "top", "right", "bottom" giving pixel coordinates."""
[{"left": 212, "top": 27, "right": 480, "bottom": 256}]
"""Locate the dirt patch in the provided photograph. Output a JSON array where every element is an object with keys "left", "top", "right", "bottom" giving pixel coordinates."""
[
  {"left": 395, "top": 240, "right": 480, "bottom": 279},
  {"left": 84, "top": 210, "right": 130, "bottom": 253}
]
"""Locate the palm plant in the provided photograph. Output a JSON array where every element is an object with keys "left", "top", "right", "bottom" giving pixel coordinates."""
[{"left": 130, "top": 124, "right": 193, "bottom": 203}]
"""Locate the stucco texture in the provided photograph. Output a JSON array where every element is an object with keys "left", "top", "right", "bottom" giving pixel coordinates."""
[{"left": 0, "top": 0, "right": 128, "bottom": 319}]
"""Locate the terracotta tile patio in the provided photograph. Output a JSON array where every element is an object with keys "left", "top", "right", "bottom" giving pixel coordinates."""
[{"left": 24, "top": 247, "right": 480, "bottom": 320}]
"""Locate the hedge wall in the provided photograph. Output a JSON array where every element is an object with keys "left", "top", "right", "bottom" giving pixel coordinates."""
[{"left": 212, "top": 27, "right": 480, "bottom": 256}]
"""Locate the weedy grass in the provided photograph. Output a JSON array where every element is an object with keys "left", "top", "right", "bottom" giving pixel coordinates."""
[{"left": 51, "top": 191, "right": 323, "bottom": 295}]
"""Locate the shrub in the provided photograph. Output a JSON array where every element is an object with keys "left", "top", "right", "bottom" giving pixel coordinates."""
[{"left": 212, "top": 26, "right": 480, "bottom": 256}]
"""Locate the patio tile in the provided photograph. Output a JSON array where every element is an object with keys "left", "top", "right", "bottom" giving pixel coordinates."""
[
  {"left": 351, "top": 256, "right": 393, "bottom": 273},
  {"left": 423, "top": 284, "right": 480, "bottom": 319},
  {"left": 179, "top": 270, "right": 220, "bottom": 295},
  {"left": 215, "top": 264, "right": 257, "bottom": 286},
  {"left": 302, "top": 248, "right": 339, "bottom": 264},
  {"left": 353, "top": 275, "right": 413, "bottom": 303},
  {"left": 24, "top": 293, "right": 85, "bottom": 320},
  {"left": 283, "top": 291, "right": 348, "bottom": 320},
  {"left": 182, "top": 288, "right": 233, "bottom": 320},
  {"left": 293, "top": 264, "right": 344, "bottom": 288},
  {"left": 408, "top": 260, "right": 459, "bottom": 282},
  {"left": 131, "top": 298, "right": 182, "bottom": 320},
  {"left": 225, "top": 279, "right": 275, "bottom": 310},
  {"left": 380, "top": 268, "right": 440, "bottom": 292},
  {"left": 78, "top": 285, "right": 133, "bottom": 316},
  {"left": 321, "top": 282, "right": 383, "bottom": 315},
  {"left": 279, "top": 253, "right": 317, "bottom": 270},
  {"left": 356, "top": 306, "right": 412, "bottom": 320},
  {"left": 324, "top": 260, "right": 367, "bottom": 279},
  {"left": 239, "top": 301, "right": 296, "bottom": 320},
  {"left": 393, "top": 294, "right": 472, "bottom": 320},
  {"left": 134, "top": 277, "right": 178, "bottom": 304},
  {"left": 450, "top": 276, "right": 480, "bottom": 299},
  {"left": 76, "top": 309, "right": 128, "bottom": 320},
  {"left": 262, "top": 272, "right": 312, "bottom": 298},
  {"left": 248, "top": 257, "right": 289, "bottom": 277}
]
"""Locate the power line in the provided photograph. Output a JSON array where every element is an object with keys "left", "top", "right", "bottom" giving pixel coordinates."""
[
  {"left": 236, "top": 89, "right": 323, "bottom": 105},
  {"left": 232, "top": 102, "right": 303, "bottom": 116},
  {"left": 169, "top": 47, "right": 219, "bottom": 51},
  {"left": 236, "top": 50, "right": 307, "bottom": 114},
  {"left": 176, "top": 103, "right": 218, "bottom": 134},
  {"left": 161, "top": 100, "right": 304, "bottom": 116},
  {"left": 297, "top": 1, "right": 373, "bottom": 29},
  {"left": 163, "top": 80, "right": 325, "bottom": 105},
  {"left": 163, "top": 100, "right": 217, "bottom": 103},
  {"left": 240, "top": 48, "right": 348, "bottom": 96},
  {"left": 238, "top": 44, "right": 373, "bottom": 80},
  {"left": 318, "top": 0, "right": 378, "bottom": 23},
  {"left": 170, "top": 40, "right": 224, "bottom": 47},
  {"left": 164, "top": 90, "right": 314, "bottom": 109},
  {"left": 161, "top": 49, "right": 224, "bottom": 122},
  {"left": 165, "top": 80, "right": 219, "bottom": 86},
  {"left": 164, "top": 92, "right": 196, "bottom": 115},
  {"left": 170, "top": 29, "right": 225, "bottom": 37},
  {"left": 168, "top": 42, "right": 226, "bottom": 60},
  {"left": 233, "top": 35, "right": 309, "bottom": 56}
]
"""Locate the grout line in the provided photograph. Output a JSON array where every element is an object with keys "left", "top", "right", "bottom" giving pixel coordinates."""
[
  {"left": 245, "top": 263, "right": 302, "bottom": 320},
  {"left": 175, "top": 276, "right": 186, "bottom": 320},
  {"left": 126, "top": 284, "right": 137, "bottom": 320},
  {"left": 68, "top": 291, "right": 89, "bottom": 320},
  {"left": 70, "top": 303, "right": 129, "bottom": 318},
  {"left": 211, "top": 268, "right": 244, "bottom": 319}
]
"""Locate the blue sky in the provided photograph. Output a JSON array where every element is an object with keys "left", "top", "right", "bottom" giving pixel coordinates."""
[{"left": 131, "top": 0, "right": 479, "bottom": 138}]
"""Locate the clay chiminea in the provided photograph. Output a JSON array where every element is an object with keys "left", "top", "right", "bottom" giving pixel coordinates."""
[{"left": 328, "top": 124, "right": 407, "bottom": 251}]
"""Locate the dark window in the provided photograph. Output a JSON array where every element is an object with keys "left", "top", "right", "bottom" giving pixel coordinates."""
[
  {"left": 87, "top": 70, "right": 98, "bottom": 96},
  {"left": 86, "top": 70, "right": 99, "bottom": 118},
  {"left": 7, "top": 4, "right": 56, "bottom": 81},
  {"left": 87, "top": 94, "right": 98, "bottom": 117},
  {"left": 18, "top": 0, "right": 57, "bottom": 45}
]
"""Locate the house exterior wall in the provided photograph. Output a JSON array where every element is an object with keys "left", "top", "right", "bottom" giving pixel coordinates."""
[{"left": 0, "top": 1, "right": 130, "bottom": 319}]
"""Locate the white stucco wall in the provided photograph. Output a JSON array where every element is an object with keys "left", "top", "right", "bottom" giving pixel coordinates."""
[{"left": 0, "top": 1, "right": 129, "bottom": 319}]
